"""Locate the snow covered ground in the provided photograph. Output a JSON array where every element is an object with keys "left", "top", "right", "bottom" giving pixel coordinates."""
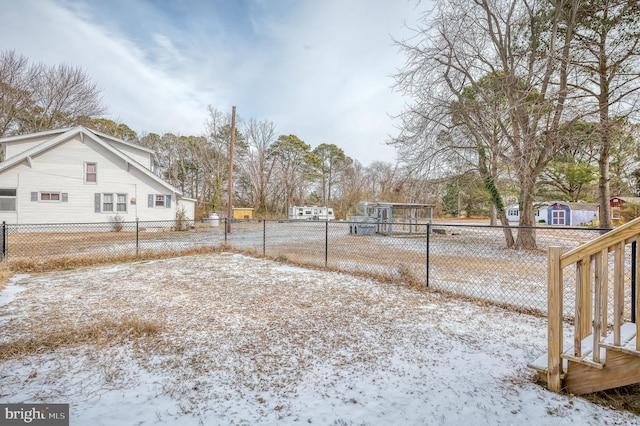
[{"left": 0, "top": 253, "right": 637, "bottom": 425}]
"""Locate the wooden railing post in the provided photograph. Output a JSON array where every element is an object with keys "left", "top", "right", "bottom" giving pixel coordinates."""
[
  {"left": 636, "top": 238, "right": 640, "bottom": 351},
  {"left": 548, "top": 246, "right": 564, "bottom": 392},
  {"left": 581, "top": 257, "right": 593, "bottom": 338},
  {"left": 593, "top": 251, "right": 605, "bottom": 363},
  {"left": 613, "top": 241, "right": 625, "bottom": 346}
]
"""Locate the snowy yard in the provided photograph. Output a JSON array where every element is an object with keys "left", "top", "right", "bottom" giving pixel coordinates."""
[{"left": 0, "top": 253, "right": 637, "bottom": 425}]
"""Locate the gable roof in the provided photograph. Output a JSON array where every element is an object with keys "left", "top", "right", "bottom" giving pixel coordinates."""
[
  {"left": 0, "top": 127, "right": 72, "bottom": 143},
  {"left": 0, "top": 126, "right": 157, "bottom": 158},
  {"left": 611, "top": 196, "right": 640, "bottom": 204},
  {"left": 0, "top": 126, "right": 180, "bottom": 196}
]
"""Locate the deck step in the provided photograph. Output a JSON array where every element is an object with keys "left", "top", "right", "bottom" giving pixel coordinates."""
[
  {"left": 600, "top": 322, "right": 640, "bottom": 356},
  {"left": 527, "top": 350, "right": 568, "bottom": 382},
  {"left": 561, "top": 332, "right": 606, "bottom": 368},
  {"left": 528, "top": 323, "right": 640, "bottom": 383}
]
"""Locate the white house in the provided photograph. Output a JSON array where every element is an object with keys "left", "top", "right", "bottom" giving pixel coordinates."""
[
  {"left": 0, "top": 126, "right": 195, "bottom": 224},
  {"left": 505, "top": 202, "right": 549, "bottom": 224}
]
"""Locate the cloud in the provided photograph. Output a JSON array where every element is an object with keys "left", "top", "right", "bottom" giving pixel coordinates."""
[{"left": 0, "top": 0, "right": 423, "bottom": 165}]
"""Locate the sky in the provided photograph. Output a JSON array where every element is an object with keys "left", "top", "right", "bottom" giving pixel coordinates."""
[{"left": 0, "top": 0, "right": 428, "bottom": 166}]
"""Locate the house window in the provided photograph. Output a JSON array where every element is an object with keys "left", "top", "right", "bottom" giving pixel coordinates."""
[
  {"left": 147, "top": 194, "right": 171, "bottom": 208},
  {"left": 102, "top": 193, "right": 114, "bottom": 212},
  {"left": 0, "top": 188, "right": 17, "bottom": 211},
  {"left": 40, "top": 192, "right": 61, "bottom": 201},
  {"left": 116, "top": 194, "right": 127, "bottom": 212},
  {"left": 85, "top": 162, "right": 97, "bottom": 183},
  {"left": 508, "top": 209, "right": 519, "bottom": 217}
]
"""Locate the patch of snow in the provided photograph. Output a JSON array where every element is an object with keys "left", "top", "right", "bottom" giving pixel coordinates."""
[
  {"left": 0, "top": 254, "right": 637, "bottom": 425},
  {"left": 0, "top": 274, "right": 29, "bottom": 309}
]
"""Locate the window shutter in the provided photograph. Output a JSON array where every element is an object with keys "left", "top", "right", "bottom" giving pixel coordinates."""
[
  {"left": 31, "top": 192, "right": 38, "bottom": 202},
  {"left": 166, "top": 194, "right": 171, "bottom": 208},
  {"left": 148, "top": 194, "right": 154, "bottom": 208},
  {"left": 62, "top": 193, "right": 68, "bottom": 202},
  {"left": 94, "top": 193, "right": 101, "bottom": 213}
]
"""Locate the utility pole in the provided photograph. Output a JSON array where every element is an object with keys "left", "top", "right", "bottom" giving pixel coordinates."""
[{"left": 226, "top": 106, "right": 236, "bottom": 234}]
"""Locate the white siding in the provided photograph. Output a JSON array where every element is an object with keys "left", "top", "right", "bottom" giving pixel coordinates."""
[
  {"left": 106, "top": 141, "right": 153, "bottom": 169},
  {"left": 0, "top": 134, "right": 176, "bottom": 224},
  {"left": 4, "top": 136, "right": 53, "bottom": 159},
  {"left": 505, "top": 204, "right": 520, "bottom": 222},
  {"left": 177, "top": 198, "right": 196, "bottom": 221}
]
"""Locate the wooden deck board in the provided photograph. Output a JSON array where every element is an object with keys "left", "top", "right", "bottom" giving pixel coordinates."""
[{"left": 565, "top": 350, "right": 640, "bottom": 395}]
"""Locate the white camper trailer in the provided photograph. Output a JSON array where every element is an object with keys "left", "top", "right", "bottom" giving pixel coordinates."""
[{"left": 288, "top": 206, "right": 335, "bottom": 221}]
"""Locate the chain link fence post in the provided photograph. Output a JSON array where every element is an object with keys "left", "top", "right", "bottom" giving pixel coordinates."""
[
  {"left": 224, "top": 217, "right": 228, "bottom": 243},
  {"left": 1, "top": 221, "right": 6, "bottom": 261},
  {"left": 325, "top": 220, "right": 329, "bottom": 267},
  {"left": 425, "top": 222, "right": 430, "bottom": 287},
  {"left": 632, "top": 240, "right": 637, "bottom": 323}
]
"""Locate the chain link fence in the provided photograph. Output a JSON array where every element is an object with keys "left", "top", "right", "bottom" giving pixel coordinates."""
[
  {"left": 1, "top": 218, "right": 635, "bottom": 322},
  {"left": 0, "top": 219, "right": 226, "bottom": 260}
]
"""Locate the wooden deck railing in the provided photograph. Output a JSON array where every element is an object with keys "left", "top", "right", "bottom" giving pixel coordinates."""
[{"left": 547, "top": 217, "right": 640, "bottom": 392}]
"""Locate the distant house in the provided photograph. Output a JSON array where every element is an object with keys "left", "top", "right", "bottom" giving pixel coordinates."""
[
  {"left": 0, "top": 126, "right": 195, "bottom": 224},
  {"left": 505, "top": 203, "right": 549, "bottom": 224},
  {"left": 610, "top": 196, "right": 640, "bottom": 220},
  {"left": 547, "top": 202, "right": 599, "bottom": 226}
]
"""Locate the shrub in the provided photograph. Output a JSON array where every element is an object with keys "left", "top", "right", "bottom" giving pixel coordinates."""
[
  {"left": 175, "top": 207, "right": 190, "bottom": 231},
  {"left": 109, "top": 214, "right": 124, "bottom": 232}
]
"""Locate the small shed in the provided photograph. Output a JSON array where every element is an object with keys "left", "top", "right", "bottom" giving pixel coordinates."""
[
  {"left": 548, "top": 203, "right": 571, "bottom": 225},
  {"left": 547, "top": 202, "right": 598, "bottom": 226},
  {"left": 177, "top": 197, "right": 196, "bottom": 221},
  {"left": 233, "top": 207, "right": 254, "bottom": 221}
]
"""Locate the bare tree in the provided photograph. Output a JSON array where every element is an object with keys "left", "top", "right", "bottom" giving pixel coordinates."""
[
  {"left": 333, "top": 159, "right": 367, "bottom": 218},
  {"left": 20, "top": 62, "right": 107, "bottom": 133},
  {"left": 202, "top": 106, "right": 238, "bottom": 212},
  {"left": 393, "top": 0, "right": 580, "bottom": 249},
  {"left": 240, "top": 118, "right": 279, "bottom": 213},
  {"left": 0, "top": 51, "right": 36, "bottom": 139},
  {"left": 364, "top": 161, "right": 402, "bottom": 200}
]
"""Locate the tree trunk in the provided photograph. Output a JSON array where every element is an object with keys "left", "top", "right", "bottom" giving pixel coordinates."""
[
  {"left": 598, "top": 155, "right": 611, "bottom": 228},
  {"left": 478, "top": 146, "right": 514, "bottom": 247},
  {"left": 515, "top": 186, "right": 537, "bottom": 250},
  {"left": 490, "top": 204, "right": 497, "bottom": 226},
  {"left": 598, "top": 51, "right": 611, "bottom": 229}
]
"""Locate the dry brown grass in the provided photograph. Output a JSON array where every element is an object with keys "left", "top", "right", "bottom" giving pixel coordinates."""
[
  {"left": 582, "top": 384, "right": 640, "bottom": 416},
  {"left": 0, "top": 246, "right": 223, "bottom": 290},
  {"left": 0, "top": 316, "right": 161, "bottom": 362}
]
